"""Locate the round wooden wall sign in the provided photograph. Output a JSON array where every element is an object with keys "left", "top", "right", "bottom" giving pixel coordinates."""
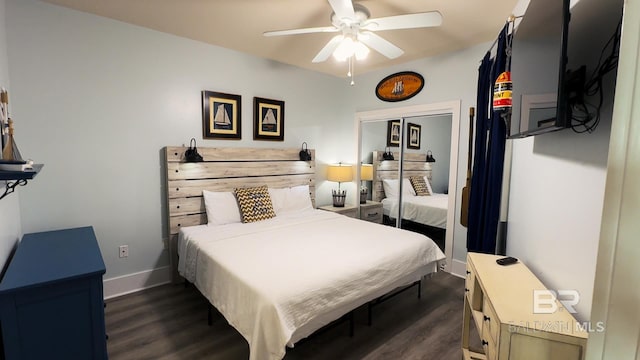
[{"left": 375, "top": 71, "right": 424, "bottom": 102}]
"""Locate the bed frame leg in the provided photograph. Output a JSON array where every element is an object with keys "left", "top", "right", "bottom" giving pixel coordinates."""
[{"left": 208, "top": 304, "right": 213, "bottom": 326}]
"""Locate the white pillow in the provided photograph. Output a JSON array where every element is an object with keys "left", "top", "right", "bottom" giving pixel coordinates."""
[
  {"left": 382, "top": 178, "right": 416, "bottom": 199},
  {"left": 423, "top": 176, "right": 434, "bottom": 195},
  {"left": 202, "top": 190, "right": 242, "bottom": 225},
  {"left": 268, "top": 187, "right": 289, "bottom": 215},
  {"left": 283, "top": 185, "right": 314, "bottom": 214},
  {"left": 403, "top": 178, "right": 417, "bottom": 196},
  {"left": 269, "top": 185, "right": 314, "bottom": 216}
]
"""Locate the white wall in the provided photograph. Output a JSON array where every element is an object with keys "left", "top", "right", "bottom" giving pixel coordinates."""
[
  {"left": 6, "top": 0, "right": 355, "bottom": 283},
  {"left": 354, "top": 43, "right": 489, "bottom": 264},
  {"left": 0, "top": 0, "right": 22, "bottom": 274}
]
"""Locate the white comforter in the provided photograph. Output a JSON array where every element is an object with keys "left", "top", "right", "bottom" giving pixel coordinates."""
[
  {"left": 382, "top": 193, "right": 449, "bottom": 229},
  {"left": 178, "top": 209, "right": 445, "bottom": 360}
]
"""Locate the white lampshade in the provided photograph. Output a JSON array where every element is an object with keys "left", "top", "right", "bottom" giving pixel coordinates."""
[
  {"left": 327, "top": 164, "right": 353, "bottom": 183},
  {"left": 360, "top": 164, "right": 373, "bottom": 181},
  {"left": 333, "top": 36, "right": 370, "bottom": 62}
]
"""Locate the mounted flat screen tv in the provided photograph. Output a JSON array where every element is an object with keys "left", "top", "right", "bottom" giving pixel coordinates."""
[{"left": 508, "top": 0, "right": 622, "bottom": 138}]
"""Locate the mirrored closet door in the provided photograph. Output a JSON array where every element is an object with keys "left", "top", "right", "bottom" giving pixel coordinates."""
[{"left": 359, "top": 114, "right": 452, "bottom": 252}]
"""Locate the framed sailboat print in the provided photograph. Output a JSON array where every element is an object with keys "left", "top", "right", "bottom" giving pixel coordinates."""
[
  {"left": 407, "top": 122, "right": 421, "bottom": 149},
  {"left": 253, "top": 97, "right": 284, "bottom": 141},
  {"left": 202, "top": 90, "right": 241, "bottom": 140},
  {"left": 386, "top": 120, "right": 401, "bottom": 147}
]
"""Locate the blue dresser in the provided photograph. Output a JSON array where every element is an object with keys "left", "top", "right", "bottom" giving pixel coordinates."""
[{"left": 0, "top": 226, "right": 107, "bottom": 360}]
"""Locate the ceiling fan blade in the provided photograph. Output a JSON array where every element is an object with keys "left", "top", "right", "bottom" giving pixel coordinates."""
[
  {"left": 264, "top": 26, "right": 339, "bottom": 37},
  {"left": 328, "top": 0, "right": 355, "bottom": 21},
  {"left": 312, "top": 35, "right": 344, "bottom": 63},
  {"left": 359, "top": 32, "right": 404, "bottom": 59},
  {"left": 364, "top": 11, "right": 443, "bottom": 31}
]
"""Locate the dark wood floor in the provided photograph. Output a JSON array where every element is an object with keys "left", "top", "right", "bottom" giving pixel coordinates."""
[{"left": 105, "top": 271, "right": 465, "bottom": 360}]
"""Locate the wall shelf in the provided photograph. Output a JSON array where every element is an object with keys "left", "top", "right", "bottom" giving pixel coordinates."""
[{"left": 0, "top": 164, "right": 44, "bottom": 200}]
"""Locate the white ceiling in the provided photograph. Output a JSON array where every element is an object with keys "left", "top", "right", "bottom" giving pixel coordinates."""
[{"left": 41, "top": 0, "right": 519, "bottom": 78}]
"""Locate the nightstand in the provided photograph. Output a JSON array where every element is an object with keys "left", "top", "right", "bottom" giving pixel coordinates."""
[
  {"left": 359, "top": 201, "right": 383, "bottom": 224},
  {"left": 318, "top": 204, "right": 358, "bottom": 218}
]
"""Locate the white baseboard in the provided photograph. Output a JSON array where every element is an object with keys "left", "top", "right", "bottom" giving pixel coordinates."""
[
  {"left": 103, "top": 266, "right": 171, "bottom": 300},
  {"left": 450, "top": 259, "right": 467, "bottom": 278}
]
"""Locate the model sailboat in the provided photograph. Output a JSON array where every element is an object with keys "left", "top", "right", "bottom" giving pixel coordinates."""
[
  {"left": 391, "top": 124, "right": 400, "bottom": 142},
  {"left": 262, "top": 109, "right": 277, "bottom": 131},
  {"left": 213, "top": 104, "right": 231, "bottom": 129},
  {"left": 410, "top": 129, "right": 418, "bottom": 143},
  {"left": 392, "top": 80, "right": 404, "bottom": 96}
]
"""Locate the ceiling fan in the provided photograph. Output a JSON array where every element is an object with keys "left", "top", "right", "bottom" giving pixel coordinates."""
[{"left": 263, "top": 0, "right": 443, "bottom": 63}]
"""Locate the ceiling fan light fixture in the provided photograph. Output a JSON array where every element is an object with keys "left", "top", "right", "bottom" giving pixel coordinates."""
[
  {"left": 333, "top": 36, "right": 354, "bottom": 61},
  {"left": 332, "top": 35, "right": 369, "bottom": 62}
]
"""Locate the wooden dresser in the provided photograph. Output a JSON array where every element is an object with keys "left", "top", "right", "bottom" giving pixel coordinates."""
[
  {"left": 463, "top": 252, "right": 588, "bottom": 360},
  {"left": 0, "top": 226, "right": 107, "bottom": 360}
]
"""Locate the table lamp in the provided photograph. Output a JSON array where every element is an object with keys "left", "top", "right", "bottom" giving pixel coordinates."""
[
  {"left": 360, "top": 164, "right": 373, "bottom": 204},
  {"left": 327, "top": 163, "right": 353, "bottom": 207}
]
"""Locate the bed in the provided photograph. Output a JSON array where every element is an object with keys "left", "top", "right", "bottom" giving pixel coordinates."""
[
  {"left": 372, "top": 150, "right": 449, "bottom": 230},
  {"left": 164, "top": 146, "right": 445, "bottom": 360}
]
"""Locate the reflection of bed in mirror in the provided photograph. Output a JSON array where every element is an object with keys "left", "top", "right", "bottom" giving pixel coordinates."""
[
  {"left": 372, "top": 150, "right": 448, "bottom": 248},
  {"left": 165, "top": 146, "right": 446, "bottom": 360}
]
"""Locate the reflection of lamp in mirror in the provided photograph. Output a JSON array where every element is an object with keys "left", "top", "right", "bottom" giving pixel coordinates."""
[
  {"left": 360, "top": 164, "right": 373, "bottom": 204},
  {"left": 426, "top": 150, "right": 436, "bottom": 163},
  {"left": 327, "top": 163, "right": 353, "bottom": 207}
]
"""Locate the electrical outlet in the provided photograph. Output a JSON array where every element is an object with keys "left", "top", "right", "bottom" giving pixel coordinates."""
[{"left": 119, "top": 245, "right": 129, "bottom": 258}]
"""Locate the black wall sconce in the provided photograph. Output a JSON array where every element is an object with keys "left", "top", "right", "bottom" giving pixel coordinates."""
[
  {"left": 299, "top": 142, "right": 312, "bottom": 161},
  {"left": 426, "top": 150, "right": 436, "bottom": 163},
  {"left": 184, "top": 138, "right": 203, "bottom": 162}
]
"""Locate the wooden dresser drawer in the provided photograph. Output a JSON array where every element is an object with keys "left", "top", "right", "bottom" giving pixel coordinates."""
[
  {"left": 465, "top": 266, "right": 475, "bottom": 303},
  {"left": 482, "top": 295, "right": 499, "bottom": 344},
  {"left": 360, "top": 205, "right": 383, "bottom": 223},
  {"left": 465, "top": 265, "right": 482, "bottom": 311},
  {"left": 483, "top": 333, "right": 497, "bottom": 360}
]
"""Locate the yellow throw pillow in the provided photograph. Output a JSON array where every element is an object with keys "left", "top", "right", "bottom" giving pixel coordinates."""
[
  {"left": 235, "top": 185, "right": 276, "bottom": 223},
  {"left": 409, "top": 176, "right": 431, "bottom": 196}
]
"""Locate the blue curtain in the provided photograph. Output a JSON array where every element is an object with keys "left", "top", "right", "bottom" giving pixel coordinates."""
[{"left": 467, "top": 24, "right": 510, "bottom": 254}]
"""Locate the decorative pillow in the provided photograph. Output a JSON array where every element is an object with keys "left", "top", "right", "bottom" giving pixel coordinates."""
[
  {"left": 410, "top": 176, "right": 431, "bottom": 196},
  {"left": 235, "top": 185, "right": 276, "bottom": 223},
  {"left": 202, "top": 190, "right": 242, "bottom": 225}
]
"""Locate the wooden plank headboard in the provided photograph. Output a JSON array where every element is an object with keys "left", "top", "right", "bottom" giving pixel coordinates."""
[
  {"left": 371, "top": 150, "right": 432, "bottom": 202},
  {"left": 164, "top": 146, "right": 316, "bottom": 282}
]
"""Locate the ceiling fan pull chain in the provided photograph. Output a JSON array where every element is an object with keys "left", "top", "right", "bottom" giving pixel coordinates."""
[{"left": 349, "top": 56, "right": 355, "bottom": 86}]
